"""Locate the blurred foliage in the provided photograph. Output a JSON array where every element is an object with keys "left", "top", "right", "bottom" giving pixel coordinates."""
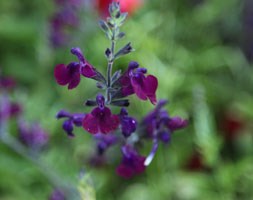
[{"left": 0, "top": 0, "right": 253, "bottom": 199}]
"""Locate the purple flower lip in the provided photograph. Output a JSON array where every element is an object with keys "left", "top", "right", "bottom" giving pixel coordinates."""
[
  {"left": 82, "top": 94, "right": 120, "bottom": 134},
  {"left": 0, "top": 76, "right": 16, "bottom": 90},
  {"left": 0, "top": 95, "right": 22, "bottom": 121},
  {"left": 116, "top": 61, "right": 158, "bottom": 104},
  {"left": 18, "top": 120, "right": 49, "bottom": 150}
]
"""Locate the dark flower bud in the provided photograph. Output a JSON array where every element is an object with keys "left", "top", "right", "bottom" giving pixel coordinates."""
[
  {"left": 111, "top": 70, "right": 122, "bottom": 83},
  {"left": 63, "top": 120, "right": 74, "bottom": 137},
  {"left": 119, "top": 108, "right": 137, "bottom": 137},
  {"left": 114, "top": 42, "right": 134, "bottom": 59},
  {"left": 105, "top": 48, "right": 112, "bottom": 60},
  {"left": 99, "top": 20, "right": 112, "bottom": 39},
  {"left": 116, "top": 32, "right": 125, "bottom": 40},
  {"left": 85, "top": 100, "right": 97, "bottom": 107},
  {"left": 109, "top": 2, "right": 121, "bottom": 18},
  {"left": 111, "top": 99, "right": 130, "bottom": 107}
]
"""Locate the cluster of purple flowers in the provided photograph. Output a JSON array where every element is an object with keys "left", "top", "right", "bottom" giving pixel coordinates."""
[
  {"left": 49, "top": 0, "right": 83, "bottom": 47},
  {"left": 0, "top": 75, "right": 49, "bottom": 150},
  {"left": 54, "top": 2, "right": 188, "bottom": 178}
]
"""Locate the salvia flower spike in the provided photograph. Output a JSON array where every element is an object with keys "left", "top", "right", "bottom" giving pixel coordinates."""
[{"left": 54, "top": 2, "right": 188, "bottom": 178}]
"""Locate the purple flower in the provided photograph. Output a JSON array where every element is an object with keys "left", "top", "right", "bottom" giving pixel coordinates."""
[
  {"left": 142, "top": 100, "right": 188, "bottom": 165},
  {"left": 71, "top": 47, "right": 97, "bottom": 78},
  {"left": 18, "top": 121, "right": 49, "bottom": 150},
  {"left": 116, "top": 145, "right": 146, "bottom": 179},
  {"left": 50, "top": 0, "right": 81, "bottom": 47},
  {"left": 94, "top": 133, "right": 118, "bottom": 155},
  {"left": 117, "top": 61, "right": 158, "bottom": 104},
  {"left": 54, "top": 62, "right": 80, "bottom": 89},
  {"left": 0, "top": 76, "right": 16, "bottom": 90},
  {"left": 0, "top": 95, "right": 22, "bottom": 122},
  {"left": 82, "top": 94, "right": 120, "bottom": 134},
  {"left": 119, "top": 108, "right": 137, "bottom": 137},
  {"left": 143, "top": 100, "right": 188, "bottom": 142},
  {"left": 49, "top": 189, "right": 66, "bottom": 200},
  {"left": 54, "top": 47, "right": 102, "bottom": 89},
  {"left": 56, "top": 110, "right": 85, "bottom": 137}
]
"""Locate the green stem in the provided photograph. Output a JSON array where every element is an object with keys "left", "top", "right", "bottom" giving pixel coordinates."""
[{"left": 106, "top": 28, "right": 116, "bottom": 104}]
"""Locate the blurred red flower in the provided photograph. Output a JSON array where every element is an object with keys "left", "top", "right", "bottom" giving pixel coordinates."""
[
  {"left": 219, "top": 111, "right": 245, "bottom": 141},
  {"left": 96, "top": 0, "right": 143, "bottom": 17}
]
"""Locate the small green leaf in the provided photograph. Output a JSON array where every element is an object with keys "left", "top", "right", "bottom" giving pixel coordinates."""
[{"left": 78, "top": 175, "right": 96, "bottom": 200}]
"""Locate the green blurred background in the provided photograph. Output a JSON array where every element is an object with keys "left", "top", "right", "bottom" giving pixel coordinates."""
[{"left": 0, "top": 0, "right": 253, "bottom": 199}]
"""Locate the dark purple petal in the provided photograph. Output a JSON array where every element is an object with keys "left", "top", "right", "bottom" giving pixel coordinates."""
[
  {"left": 131, "top": 74, "right": 147, "bottom": 100},
  {"left": 116, "top": 164, "right": 134, "bottom": 179},
  {"left": 143, "top": 75, "right": 158, "bottom": 105},
  {"left": 121, "top": 84, "right": 134, "bottom": 96},
  {"left": 121, "top": 117, "right": 137, "bottom": 137},
  {"left": 82, "top": 113, "right": 99, "bottom": 134},
  {"left": 99, "top": 107, "right": 119, "bottom": 134},
  {"left": 80, "top": 63, "right": 97, "bottom": 78},
  {"left": 54, "top": 62, "right": 81, "bottom": 89},
  {"left": 70, "top": 47, "right": 97, "bottom": 78},
  {"left": 128, "top": 61, "right": 139, "bottom": 70},
  {"left": 116, "top": 145, "right": 146, "bottom": 179},
  {"left": 56, "top": 110, "right": 70, "bottom": 119},
  {"left": 71, "top": 47, "right": 85, "bottom": 63},
  {"left": 67, "top": 70, "right": 80, "bottom": 89},
  {"left": 158, "top": 131, "right": 171, "bottom": 143},
  {"left": 56, "top": 110, "right": 84, "bottom": 136},
  {"left": 119, "top": 108, "right": 137, "bottom": 137},
  {"left": 136, "top": 68, "right": 147, "bottom": 74},
  {"left": 97, "top": 141, "right": 107, "bottom": 154},
  {"left": 83, "top": 105, "right": 119, "bottom": 135},
  {"left": 62, "top": 120, "right": 75, "bottom": 137},
  {"left": 167, "top": 117, "right": 188, "bottom": 131},
  {"left": 72, "top": 113, "right": 85, "bottom": 126},
  {"left": 54, "top": 64, "right": 70, "bottom": 85}
]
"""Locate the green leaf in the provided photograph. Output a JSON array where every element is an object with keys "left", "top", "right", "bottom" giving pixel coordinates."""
[{"left": 78, "top": 175, "right": 96, "bottom": 200}]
